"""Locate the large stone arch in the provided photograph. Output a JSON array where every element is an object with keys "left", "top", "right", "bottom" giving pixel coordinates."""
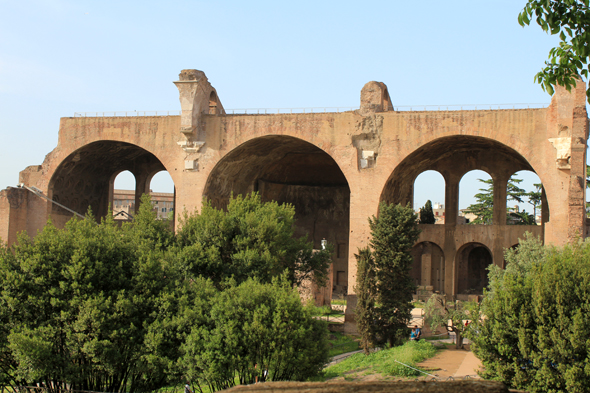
[
  {"left": 48, "top": 140, "right": 174, "bottom": 225},
  {"left": 379, "top": 135, "right": 542, "bottom": 217},
  {"left": 203, "top": 134, "right": 351, "bottom": 296}
]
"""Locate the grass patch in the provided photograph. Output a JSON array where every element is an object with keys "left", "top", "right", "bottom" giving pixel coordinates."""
[
  {"left": 328, "top": 332, "right": 360, "bottom": 357},
  {"left": 308, "top": 305, "right": 344, "bottom": 316},
  {"left": 412, "top": 300, "right": 425, "bottom": 308},
  {"left": 422, "top": 333, "right": 450, "bottom": 341},
  {"left": 332, "top": 298, "right": 347, "bottom": 306},
  {"left": 323, "top": 340, "right": 437, "bottom": 379}
]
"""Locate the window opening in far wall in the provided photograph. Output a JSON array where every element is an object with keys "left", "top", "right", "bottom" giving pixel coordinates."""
[
  {"left": 459, "top": 170, "right": 493, "bottom": 225},
  {"left": 112, "top": 170, "right": 136, "bottom": 222},
  {"left": 413, "top": 170, "right": 445, "bottom": 224},
  {"left": 507, "top": 170, "right": 543, "bottom": 225},
  {"left": 149, "top": 171, "right": 175, "bottom": 222}
]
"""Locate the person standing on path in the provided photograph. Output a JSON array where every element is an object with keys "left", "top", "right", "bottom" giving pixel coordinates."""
[{"left": 184, "top": 382, "right": 193, "bottom": 393}]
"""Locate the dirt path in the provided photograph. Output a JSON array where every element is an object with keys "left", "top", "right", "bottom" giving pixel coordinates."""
[{"left": 416, "top": 348, "right": 481, "bottom": 379}]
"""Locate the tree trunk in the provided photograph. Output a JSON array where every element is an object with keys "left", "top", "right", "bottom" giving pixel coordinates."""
[{"left": 454, "top": 329, "right": 464, "bottom": 349}]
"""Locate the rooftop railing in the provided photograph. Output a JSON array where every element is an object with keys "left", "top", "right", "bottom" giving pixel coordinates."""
[{"left": 72, "top": 103, "right": 550, "bottom": 117}]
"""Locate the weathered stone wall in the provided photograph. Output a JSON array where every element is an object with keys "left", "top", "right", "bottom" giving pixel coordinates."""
[
  {"left": 1, "top": 71, "right": 587, "bottom": 334},
  {"left": 0, "top": 188, "right": 28, "bottom": 245}
]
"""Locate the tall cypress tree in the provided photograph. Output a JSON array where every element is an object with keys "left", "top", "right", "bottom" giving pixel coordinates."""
[
  {"left": 354, "top": 247, "right": 377, "bottom": 354},
  {"left": 419, "top": 200, "right": 436, "bottom": 224},
  {"left": 368, "top": 202, "right": 421, "bottom": 347}
]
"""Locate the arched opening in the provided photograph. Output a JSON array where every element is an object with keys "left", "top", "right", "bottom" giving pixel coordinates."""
[
  {"left": 413, "top": 170, "right": 445, "bottom": 224},
  {"left": 506, "top": 170, "right": 544, "bottom": 225},
  {"left": 48, "top": 141, "right": 169, "bottom": 226},
  {"left": 204, "top": 135, "right": 351, "bottom": 297},
  {"left": 149, "top": 171, "right": 176, "bottom": 226},
  {"left": 209, "top": 91, "right": 219, "bottom": 114},
  {"left": 459, "top": 170, "right": 493, "bottom": 225},
  {"left": 380, "top": 135, "right": 536, "bottom": 228},
  {"left": 456, "top": 243, "right": 492, "bottom": 296},
  {"left": 410, "top": 242, "right": 445, "bottom": 296},
  {"left": 112, "top": 170, "right": 136, "bottom": 222}
]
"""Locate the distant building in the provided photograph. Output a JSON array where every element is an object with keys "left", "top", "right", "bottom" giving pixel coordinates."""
[{"left": 112, "top": 189, "right": 174, "bottom": 221}]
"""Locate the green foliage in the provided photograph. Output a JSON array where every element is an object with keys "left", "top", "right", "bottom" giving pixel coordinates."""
[
  {"left": 323, "top": 340, "right": 436, "bottom": 380},
  {"left": 179, "top": 277, "right": 329, "bottom": 391},
  {"left": 424, "top": 295, "right": 472, "bottom": 349},
  {"left": 469, "top": 233, "right": 590, "bottom": 392},
  {"left": 354, "top": 247, "right": 378, "bottom": 354},
  {"left": 355, "top": 203, "right": 420, "bottom": 349},
  {"left": 527, "top": 183, "right": 542, "bottom": 219},
  {"left": 519, "top": 0, "right": 590, "bottom": 103},
  {"left": 0, "top": 212, "right": 175, "bottom": 393},
  {"left": 464, "top": 177, "right": 541, "bottom": 225},
  {"left": 175, "top": 193, "right": 331, "bottom": 288},
  {"left": 464, "top": 178, "right": 495, "bottom": 224},
  {"left": 0, "top": 192, "right": 331, "bottom": 393},
  {"left": 419, "top": 200, "right": 436, "bottom": 224}
]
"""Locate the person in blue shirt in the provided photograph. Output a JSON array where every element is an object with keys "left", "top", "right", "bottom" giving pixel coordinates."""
[{"left": 410, "top": 325, "right": 421, "bottom": 341}]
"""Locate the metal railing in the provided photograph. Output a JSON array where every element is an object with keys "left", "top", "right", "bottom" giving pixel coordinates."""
[
  {"left": 74, "top": 110, "right": 181, "bottom": 117},
  {"left": 73, "top": 103, "right": 550, "bottom": 118},
  {"left": 395, "top": 103, "right": 549, "bottom": 111},
  {"left": 226, "top": 107, "right": 356, "bottom": 114}
]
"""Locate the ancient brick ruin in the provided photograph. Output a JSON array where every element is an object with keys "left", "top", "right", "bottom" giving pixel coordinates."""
[{"left": 1, "top": 69, "right": 588, "bottom": 332}]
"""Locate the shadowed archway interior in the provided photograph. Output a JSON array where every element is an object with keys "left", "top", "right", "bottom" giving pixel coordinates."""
[
  {"left": 49, "top": 141, "right": 166, "bottom": 221},
  {"left": 204, "top": 135, "right": 351, "bottom": 296}
]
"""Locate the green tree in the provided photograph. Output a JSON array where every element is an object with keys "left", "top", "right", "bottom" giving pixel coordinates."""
[
  {"left": 469, "top": 233, "right": 590, "bottom": 392},
  {"left": 419, "top": 200, "right": 436, "bottom": 224},
  {"left": 364, "top": 203, "right": 421, "bottom": 347},
  {"left": 179, "top": 277, "right": 329, "bottom": 391},
  {"left": 527, "top": 183, "right": 542, "bottom": 220},
  {"left": 424, "top": 295, "right": 472, "bottom": 349},
  {"left": 175, "top": 193, "right": 331, "bottom": 288},
  {"left": 519, "top": 0, "right": 590, "bottom": 103},
  {"left": 0, "top": 211, "right": 175, "bottom": 393},
  {"left": 354, "top": 247, "right": 378, "bottom": 354},
  {"left": 464, "top": 176, "right": 539, "bottom": 225},
  {"left": 463, "top": 178, "right": 495, "bottom": 224}
]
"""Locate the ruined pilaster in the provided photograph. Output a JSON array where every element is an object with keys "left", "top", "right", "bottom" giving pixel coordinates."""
[
  {"left": 174, "top": 69, "right": 225, "bottom": 172},
  {"left": 545, "top": 78, "right": 589, "bottom": 244},
  {"left": 0, "top": 187, "right": 28, "bottom": 246}
]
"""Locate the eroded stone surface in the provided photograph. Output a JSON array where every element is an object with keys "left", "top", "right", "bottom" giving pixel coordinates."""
[{"left": 1, "top": 72, "right": 587, "bottom": 321}]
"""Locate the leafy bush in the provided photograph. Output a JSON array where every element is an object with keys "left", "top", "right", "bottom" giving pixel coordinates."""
[
  {"left": 469, "top": 233, "right": 590, "bottom": 392},
  {"left": 0, "top": 209, "right": 175, "bottom": 393},
  {"left": 175, "top": 193, "right": 331, "bottom": 288},
  {"left": 180, "top": 277, "right": 329, "bottom": 391},
  {"left": 0, "top": 193, "right": 332, "bottom": 393}
]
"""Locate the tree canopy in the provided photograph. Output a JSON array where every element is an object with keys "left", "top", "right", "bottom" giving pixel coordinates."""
[
  {"left": 419, "top": 200, "right": 436, "bottom": 224},
  {"left": 424, "top": 294, "right": 472, "bottom": 350},
  {"left": 355, "top": 203, "right": 420, "bottom": 349},
  {"left": 463, "top": 176, "right": 540, "bottom": 225},
  {"left": 0, "top": 193, "right": 331, "bottom": 393},
  {"left": 469, "top": 233, "right": 590, "bottom": 392},
  {"left": 519, "top": 0, "right": 590, "bottom": 103},
  {"left": 175, "top": 193, "right": 331, "bottom": 288}
]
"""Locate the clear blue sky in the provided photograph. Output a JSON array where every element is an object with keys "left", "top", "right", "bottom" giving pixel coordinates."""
[{"left": 0, "top": 0, "right": 576, "bottom": 210}]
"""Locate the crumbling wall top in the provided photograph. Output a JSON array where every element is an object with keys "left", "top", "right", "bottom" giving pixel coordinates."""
[{"left": 359, "top": 81, "right": 394, "bottom": 115}]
